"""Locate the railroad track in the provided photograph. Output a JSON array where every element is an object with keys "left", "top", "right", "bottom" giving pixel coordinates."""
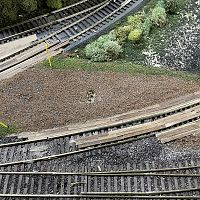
[
  {"left": 0, "top": 136, "right": 25, "bottom": 145},
  {"left": 0, "top": 1, "right": 200, "bottom": 197},
  {"left": 0, "top": 92, "right": 200, "bottom": 168},
  {"left": 0, "top": 0, "right": 148, "bottom": 81},
  {"left": 0, "top": 93, "right": 200, "bottom": 199},
  {"left": 0, "top": 0, "right": 105, "bottom": 44},
  {"left": 0, "top": 158, "right": 199, "bottom": 199}
]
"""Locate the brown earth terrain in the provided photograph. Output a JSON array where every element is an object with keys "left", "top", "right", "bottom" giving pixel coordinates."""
[
  {"left": 0, "top": 67, "right": 200, "bottom": 133},
  {"left": 167, "top": 133, "right": 200, "bottom": 152}
]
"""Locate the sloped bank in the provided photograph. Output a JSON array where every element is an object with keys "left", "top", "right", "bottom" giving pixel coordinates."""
[{"left": 142, "top": 0, "right": 200, "bottom": 72}]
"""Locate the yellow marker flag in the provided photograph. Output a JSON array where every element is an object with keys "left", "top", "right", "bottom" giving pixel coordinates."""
[
  {"left": 45, "top": 43, "right": 48, "bottom": 52},
  {"left": 0, "top": 122, "right": 8, "bottom": 128},
  {"left": 45, "top": 43, "right": 52, "bottom": 67}
]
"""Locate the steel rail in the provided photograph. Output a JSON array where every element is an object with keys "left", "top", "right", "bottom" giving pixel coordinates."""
[
  {"left": 89, "top": 165, "right": 200, "bottom": 173},
  {"left": 0, "top": 171, "right": 199, "bottom": 177},
  {"left": 77, "top": 107, "right": 200, "bottom": 149},
  {"left": 0, "top": 2, "right": 104, "bottom": 43},
  {"left": 0, "top": 133, "right": 154, "bottom": 167},
  {"left": 0, "top": 115, "right": 200, "bottom": 167},
  {"left": 0, "top": 194, "right": 199, "bottom": 199},
  {"left": 37, "top": 0, "right": 111, "bottom": 43},
  {"left": 82, "top": 188, "right": 200, "bottom": 195},
  {"left": 0, "top": 96, "right": 199, "bottom": 149}
]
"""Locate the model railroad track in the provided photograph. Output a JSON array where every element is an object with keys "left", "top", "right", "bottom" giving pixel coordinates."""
[
  {"left": 0, "top": 0, "right": 105, "bottom": 44},
  {"left": 0, "top": 136, "right": 26, "bottom": 145},
  {"left": 0, "top": 92, "right": 200, "bottom": 168},
  {"left": 0, "top": 0, "right": 148, "bottom": 81},
  {"left": 0, "top": 159, "right": 200, "bottom": 199}
]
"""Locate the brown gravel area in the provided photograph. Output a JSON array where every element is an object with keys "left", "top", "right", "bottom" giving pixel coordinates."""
[{"left": 0, "top": 68, "right": 200, "bottom": 132}]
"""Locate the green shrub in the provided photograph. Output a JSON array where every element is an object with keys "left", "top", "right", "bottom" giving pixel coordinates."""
[
  {"left": 127, "top": 14, "right": 143, "bottom": 29},
  {"left": 108, "top": 30, "right": 117, "bottom": 41},
  {"left": 85, "top": 34, "right": 122, "bottom": 62},
  {"left": 142, "top": 17, "right": 153, "bottom": 38},
  {"left": 115, "top": 25, "right": 132, "bottom": 44},
  {"left": 20, "top": 0, "right": 37, "bottom": 12},
  {"left": 103, "top": 41, "right": 123, "bottom": 61},
  {"left": 46, "top": 0, "right": 62, "bottom": 9},
  {"left": 1, "top": 1, "right": 18, "bottom": 24},
  {"left": 164, "top": 0, "right": 180, "bottom": 14},
  {"left": 151, "top": 0, "right": 167, "bottom": 27},
  {"left": 85, "top": 42, "right": 106, "bottom": 62},
  {"left": 128, "top": 29, "right": 143, "bottom": 42},
  {"left": 97, "top": 34, "right": 115, "bottom": 45}
]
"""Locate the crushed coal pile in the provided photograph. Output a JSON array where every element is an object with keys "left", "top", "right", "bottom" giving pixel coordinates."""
[{"left": 31, "top": 136, "right": 200, "bottom": 173}]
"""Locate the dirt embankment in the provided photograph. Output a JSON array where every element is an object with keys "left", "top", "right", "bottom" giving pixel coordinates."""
[{"left": 0, "top": 68, "right": 199, "bottom": 132}]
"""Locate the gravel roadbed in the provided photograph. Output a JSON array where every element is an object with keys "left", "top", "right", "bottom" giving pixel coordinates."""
[{"left": 0, "top": 67, "right": 199, "bottom": 132}]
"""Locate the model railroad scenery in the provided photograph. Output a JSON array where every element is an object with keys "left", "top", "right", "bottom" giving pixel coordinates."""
[{"left": 0, "top": 0, "right": 200, "bottom": 199}]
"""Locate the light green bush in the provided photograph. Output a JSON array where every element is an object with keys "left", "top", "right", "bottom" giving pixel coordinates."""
[
  {"left": 103, "top": 40, "right": 123, "bottom": 61},
  {"left": 97, "top": 34, "right": 115, "bottom": 45},
  {"left": 151, "top": 0, "right": 167, "bottom": 27},
  {"left": 46, "top": 0, "right": 62, "bottom": 9},
  {"left": 128, "top": 29, "right": 143, "bottom": 42},
  {"left": 85, "top": 34, "right": 122, "bottom": 62},
  {"left": 108, "top": 30, "right": 117, "bottom": 41},
  {"left": 85, "top": 41, "right": 104, "bottom": 62},
  {"left": 127, "top": 14, "right": 143, "bottom": 29},
  {"left": 114, "top": 25, "right": 132, "bottom": 44}
]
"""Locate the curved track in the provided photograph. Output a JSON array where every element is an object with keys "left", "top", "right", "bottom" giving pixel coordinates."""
[
  {"left": 0, "top": 0, "right": 105, "bottom": 44},
  {"left": 0, "top": 92, "right": 199, "bottom": 167},
  {"left": 0, "top": 94, "right": 200, "bottom": 199},
  {"left": 0, "top": 0, "right": 148, "bottom": 81},
  {"left": 0, "top": 0, "right": 200, "bottom": 199}
]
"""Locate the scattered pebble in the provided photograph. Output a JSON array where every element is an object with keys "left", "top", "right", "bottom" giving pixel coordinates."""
[{"left": 143, "top": 0, "right": 200, "bottom": 72}]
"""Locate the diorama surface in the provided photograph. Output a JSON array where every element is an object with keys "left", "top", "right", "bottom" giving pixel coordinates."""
[{"left": 0, "top": 0, "right": 200, "bottom": 199}]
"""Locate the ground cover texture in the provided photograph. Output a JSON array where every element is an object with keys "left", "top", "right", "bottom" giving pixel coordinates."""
[
  {"left": 0, "top": 68, "right": 199, "bottom": 132},
  {"left": 142, "top": 0, "right": 200, "bottom": 72}
]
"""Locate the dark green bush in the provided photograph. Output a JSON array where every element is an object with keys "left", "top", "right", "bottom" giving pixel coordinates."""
[
  {"left": 0, "top": 0, "right": 18, "bottom": 24},
  {"left": 46, "top": 0, "right": 62, "bottom": 9},
  {"left": 142, "top": 17, "right": 153, "bottom": 38},
  {"left": 20, "top": 0, "right": 38, "bottom": 12},
  {"left": 0, "top": 0, "right": 78, "bottom": 28},
  {"left": 164, "top": 0, "right": 180, "bottom": 14}
]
